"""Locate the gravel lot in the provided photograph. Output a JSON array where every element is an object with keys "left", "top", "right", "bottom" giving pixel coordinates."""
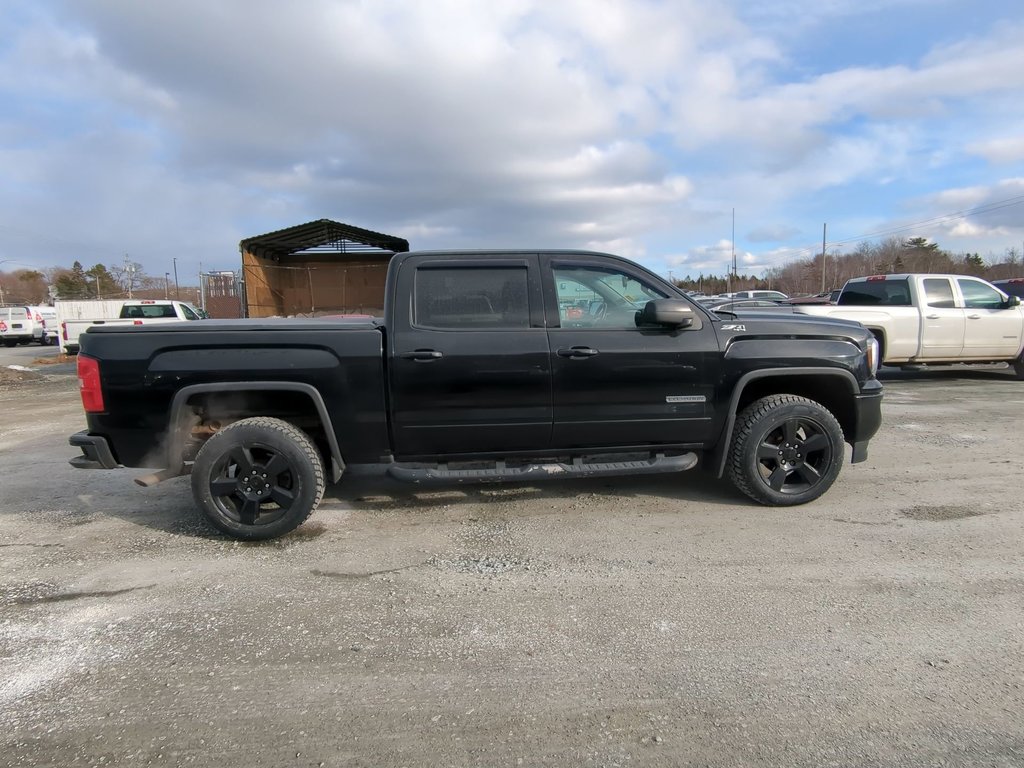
[{"left": 1, "top": 358, "right": 1022, "bottom": 767}]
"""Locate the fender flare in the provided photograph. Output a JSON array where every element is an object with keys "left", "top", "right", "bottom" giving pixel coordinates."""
[
  {"left": 166, "top": 382, "right": 345, "bottom": 482},
  {"left": 709, "top": 367, "right": 860, "bottom": 478}
]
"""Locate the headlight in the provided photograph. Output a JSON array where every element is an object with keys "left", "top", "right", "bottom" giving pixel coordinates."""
[{"left": 865, "top": 336, "right": 880, "bottom": 376}]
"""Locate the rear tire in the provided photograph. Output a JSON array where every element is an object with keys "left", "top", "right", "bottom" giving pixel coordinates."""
[
  {"left": 191, "top": 417, "right": 326, "bottom": 540},
  {"left": 2, "top": 340, "right": 16, "bottom": 348},
  {"left": 728, "top": 395, "right": 844, "bottom": 506},
  {"left": 1013, "top": 352, "right": 1024, "bottom": 381}
]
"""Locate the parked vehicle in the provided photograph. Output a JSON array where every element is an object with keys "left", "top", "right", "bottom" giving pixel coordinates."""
[
  {"left": 785, "top": 290, "right": 840, "bottom": 305},
  {"left": 26, "top": 305, "right": 58, "bottom": 345},
  {"left": 992, "top": 278, "right": 1024, "bottom": 299},
  {"left": 69, "top": 249, "right": 883, "bottom": 540},
  {"left": 0, "top": 306, "right": 38, "bottom": 347},
  {"left": 703, "top": 298, "right": 791, "bottom": 312},
  {"left": 59, "top": 299, "right": 205, "bottom": 354},
  {"left": 731, "top": 290, "right": 789, "bottom": 301},
  {"left": 794, "top": 274, "right": 1024, "bottom": 376}
]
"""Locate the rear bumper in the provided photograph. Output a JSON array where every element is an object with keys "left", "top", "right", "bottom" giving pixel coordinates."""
[
  {"left": 69, "top": 431, "right": 120, "bottom": 470},
  {"left": 849, "top": 382, "right": 884, "bottom": 463}
]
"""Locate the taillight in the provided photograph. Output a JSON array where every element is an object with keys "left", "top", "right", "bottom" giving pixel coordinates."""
[
  {"left": 77, "top": 355, "right": 105, "bottom": 413},
  {"left": 133, "top": 320, "right": 143, "bottom": 325},
  {"left": 0, "top": 321, "right": 7, "bottom": 332},
  {"left": 62, "top": 321, "right": 68, "bottom": 341}
]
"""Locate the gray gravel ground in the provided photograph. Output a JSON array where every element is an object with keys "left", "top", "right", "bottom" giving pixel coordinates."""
[{"left": 1, "top": 364, "right": 1022, "bottom": 767}]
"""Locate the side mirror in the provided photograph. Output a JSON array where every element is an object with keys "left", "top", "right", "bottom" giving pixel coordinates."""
[
  {"left": 637, "top": 299, "right": 695, "bottom": 329},
  {"left": 1006, "top": 295, "right": 1021, "bottom": 308}
]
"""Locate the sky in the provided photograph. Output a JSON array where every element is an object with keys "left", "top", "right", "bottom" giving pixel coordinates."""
[{"left": 1, "top": 0, "right": 1023, "bottom": 284}]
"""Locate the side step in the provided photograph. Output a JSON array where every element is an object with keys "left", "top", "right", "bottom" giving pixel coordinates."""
[{"left": 386, "top": 452, "right": 698, "bottom": 484}]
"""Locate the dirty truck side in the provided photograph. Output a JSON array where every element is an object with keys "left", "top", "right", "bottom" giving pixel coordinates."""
[{"left": 70, "top": 249, "right": 883, "bottom": 540}]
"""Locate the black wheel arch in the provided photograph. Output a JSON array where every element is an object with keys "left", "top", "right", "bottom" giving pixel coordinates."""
[
  {"left": 166, "top": 382, "right": 345, "bottom": 482},
  {"left": 708, "top": 367, "right": 861, "bottom": 478}
]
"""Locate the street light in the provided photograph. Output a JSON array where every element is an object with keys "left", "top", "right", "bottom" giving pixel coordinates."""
[
  {"left": 164, "top": 273, "right": 170, "bottom": 300},
  {"left": 172, "top": 258, "right": 180, "bottom": 300}
]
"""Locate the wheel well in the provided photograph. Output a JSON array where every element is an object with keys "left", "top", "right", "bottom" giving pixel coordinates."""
[
  {"left": 868, "top": 328, "right": 885, "bottom": 360},
  {"left": 733, "top": 374, "right": 857, "bottom": 440},
  {"left": 183, "top": 390, "right": 331, "bottom": 467}
]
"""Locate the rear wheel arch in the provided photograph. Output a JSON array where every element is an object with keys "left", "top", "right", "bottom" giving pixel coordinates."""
[{"left": 167, "top": 382, "right": 345, "bottom": 482}]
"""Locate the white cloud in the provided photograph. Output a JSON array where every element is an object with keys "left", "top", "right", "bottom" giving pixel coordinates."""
[
  {"left": 1, "top": 0, "right": 1023, "bottom": 278},
  {"left": 968, "top": 136, "right": 1024, "bottom": 165}
]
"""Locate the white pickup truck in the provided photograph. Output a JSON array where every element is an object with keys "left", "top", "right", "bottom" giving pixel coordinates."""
[
  {"left": 794, "top": 274, "right": 1024, "bottom": 377},
  {"left": 59, "top": 299, "right": 206, "bottom": 354}
]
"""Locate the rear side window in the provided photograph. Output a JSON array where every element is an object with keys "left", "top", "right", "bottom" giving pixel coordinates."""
[
  {"left": 414, "top": 267, "right": 530, "bottom": 329},
  {"left": 838, "top": 279, "right": 912, "bottom": 306},
  {"left": 923, "top": 278, "right": 955, "bottom": 308}
]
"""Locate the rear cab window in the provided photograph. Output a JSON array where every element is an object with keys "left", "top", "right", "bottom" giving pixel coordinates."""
[{"left": 838, "top": 278, "right": 912, "bottom": 306}]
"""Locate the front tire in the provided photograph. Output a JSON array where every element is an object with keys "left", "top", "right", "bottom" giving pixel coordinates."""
[
  {"left": 191, "top": 417, "right": 326, "bottom": 540},
  {"left": 728, "top": 395, "right": 844, "bottom": 506},
  {"left": 1013, "top": 352, "right": 1024, "bottom": 381}
]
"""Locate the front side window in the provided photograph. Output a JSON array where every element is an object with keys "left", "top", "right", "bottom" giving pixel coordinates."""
[
  {"left": 923, "top": 278, "right": 955, "bottom": 309},
  {"left": 180, "top": 304, "right": 201, "bottom": 320},
  {"left": 414, "top": 267, "right": 530, "bottom": 329},
  {"left": 553, "top": 265, "right": 666, "bottom": 329},
  {"left": 958, "top": 278, "right": 1005, "bottom": 310}
]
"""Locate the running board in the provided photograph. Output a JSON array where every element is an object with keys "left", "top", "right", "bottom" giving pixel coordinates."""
[{"left": 386, "top": 452, "right": 698, "bottom": 484}]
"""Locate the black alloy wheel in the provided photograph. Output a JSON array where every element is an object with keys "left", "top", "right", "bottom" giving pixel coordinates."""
[
  {"left": 191, "top": 417, "right": 325, "bottom": 540},
  {"left": 728, "top": 395, "right": 844, "bottom": 506}
]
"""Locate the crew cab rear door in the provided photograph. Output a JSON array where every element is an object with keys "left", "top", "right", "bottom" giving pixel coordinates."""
[
  {"left": 541, "top": 255, "right": 720, "bottom": 448},
  {"left": 388, "top": 254, "right": 551, "bottom": 457}
]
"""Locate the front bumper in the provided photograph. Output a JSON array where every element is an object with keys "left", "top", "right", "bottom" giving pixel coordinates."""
[
  {"left": 69, "top": 431, "right": 120, "bottom": 470},
  {"left": 849, "top": 382, "right": 884, "bottom": 463}
]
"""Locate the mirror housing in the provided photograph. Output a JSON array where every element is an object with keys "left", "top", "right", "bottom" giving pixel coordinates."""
[
  {"left": 638, "top": 299, "right": 695, "bottom": 329},
  {"left": 1006, "top": 295, "right": 1021, "bottom": 308}
]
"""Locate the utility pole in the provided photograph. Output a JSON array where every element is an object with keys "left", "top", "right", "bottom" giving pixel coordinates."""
[
  {"left": 123, "top": 253, "right": 134, "bottom": 299},
  {"left": 173, "top": 257, "right": 180, "bottom": 300},
  {"left": 164, "top": 273, "right": 170, "bottom": 299},
  {"left": 821, "top": 223, "right": 827, "bottom": 293},
  {"left": 199, "top": 261, "right": 205, "bottom": 311},
  {"left": 732, "top": 207, "right": 737, "bottom": 281}
]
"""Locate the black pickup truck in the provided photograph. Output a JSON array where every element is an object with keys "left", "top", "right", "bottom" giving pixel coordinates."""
[{"left": 70, "top": 250, "right": 883, "bottom": 540}]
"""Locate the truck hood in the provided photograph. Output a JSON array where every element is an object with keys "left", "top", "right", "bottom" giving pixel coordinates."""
[{"left": 711, "top": 310, "right": 871, "bottom": 341}]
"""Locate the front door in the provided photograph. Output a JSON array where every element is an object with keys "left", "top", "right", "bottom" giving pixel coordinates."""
[
  {"left": 957, "top": 277, "right": 1024, "bottom": 358},
  {"left": 543, "top": 256, "right": 720, "bottom": 449},
  {"left": 388, "top": 254, "right": 552, "bottom": 458}
]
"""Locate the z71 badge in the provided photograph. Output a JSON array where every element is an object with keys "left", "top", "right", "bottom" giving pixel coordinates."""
[{"left": 720, "top": 324, "right": 746, "bottom": 331}]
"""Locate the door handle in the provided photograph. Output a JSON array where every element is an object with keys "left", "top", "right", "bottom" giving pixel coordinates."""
[
  {"left": 926, "top": 314, "right": 940, "bottom": 319},
  {"left": 967, "top": 314, "right": 981, "bottom": 320},
  {"left": 398, "top": 349, "right": 443, "bottom": 361},
  {"left": 556, "top": 346, "right": 600, "bottom": 358}
]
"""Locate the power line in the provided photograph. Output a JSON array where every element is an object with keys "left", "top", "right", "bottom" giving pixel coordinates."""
[{"left": 782, "top": 192, "right": 1024, "bottom": 260}]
